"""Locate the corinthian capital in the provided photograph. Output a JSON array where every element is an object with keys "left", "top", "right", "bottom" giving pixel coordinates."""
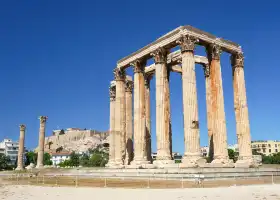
[
  {"left": 207, "top": 44, "right": 222, "bottom": 60},
  {"left": 203, "top": 64, "right": 210, "bottom": 78},
  {"left": 125, "top": 80, "right": 133, "bottom": 93},
  {"left": 151, "top": 47, "right": 167, "bottom": 64},
  {"left": 39, "top": 116, "right": 48, "bottom": 123},
  {"left": 231, "top": 52, "right": 244, "bottom": 69},
  {"left": 130, "top": 59, "right": 146, "bottom": 74},
  {"left": 113, "top": 68, "right": 126, "bottom": 81},
  {"left": 176, "top": 35, "right": 198, "bottom": 53},
  {"left": 109, "top": 86, "right": 116, "bottom": 101},
  {"left": 19, "top": 124, "right": 26, "bottom": 131}
]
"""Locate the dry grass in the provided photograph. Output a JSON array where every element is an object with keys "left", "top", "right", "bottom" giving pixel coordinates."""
[{"left": 2, "top": 175, "right": 280, "bottom": 189}]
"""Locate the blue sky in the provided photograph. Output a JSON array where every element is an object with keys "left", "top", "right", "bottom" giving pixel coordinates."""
[{"left": 0, "top": 0, "right": 279, "bottom": 154}]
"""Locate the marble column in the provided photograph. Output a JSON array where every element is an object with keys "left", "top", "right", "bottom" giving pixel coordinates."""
[
  {"left": 145, "top": 75, "right": 152, "bottom": 162},
  {"left": 125, "top": 80, "right": 133, "bottom": 165},
  {"left": 113, "top": 68, "right": 126, "bottom": 166},
  {"left": 207, "top": 44, "right": 233, "bottom": 167},
  {"left": 107, "top": 85, "right": 116, "bottom": 166},
  {"left": 203, "top": 64, "right": 214, "bottom": 161},
  {"left": 231, "top": 53, "right": 253, "bottom": 167},
  {"left": 36, "top": 116, "right": 47, "bottom": 168},
  {"left": 151, "top": 47, "right": 173, "bottom": 165},
  {"left": 130, "top": 59, "right": 150, "bottom": 166},
  {"left": 177, "top": 35, "right": 205, "bottom": 167},
  {"left": 16, "top": 124, "right": 26, "bottom": 170}
]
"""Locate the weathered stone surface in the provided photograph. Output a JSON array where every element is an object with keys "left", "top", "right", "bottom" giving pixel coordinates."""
[
  {"left": 125, "top": 79, "right": 133, "bottom": 165},
  {"left": 36, "top": 116, "right": 47, "bottom": 169},
  {"left": 16, "top": 124, "right": 26, "bottom": 171}
]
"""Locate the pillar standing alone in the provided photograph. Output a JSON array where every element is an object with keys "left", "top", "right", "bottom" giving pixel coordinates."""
[
  {"left": 36, "top": 116, "right": 47, "bottom": 168},
  {"left": 16, "top": 124, "right": 26, "bottom": 170}
]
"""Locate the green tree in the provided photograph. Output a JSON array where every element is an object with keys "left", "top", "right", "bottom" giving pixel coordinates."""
[
  {"left": 79, "top": 153, "right": 90, "bottom": 167},
  {"left": 88, "top": 146, "right": 109, "bottom": 167},
  {"left": 69, "top": 152, "right": 80, "bottom": 167},
  {"left": 25, "top": 151, "right": 37, "bottom": 166},
  {"left": 43, "top": 153, "right": 52, "bottom": 165},
  {"left": 228, "top": 149, "right": 238, "bottom": 162},
  {"left": 0, "top": 153, "right": 11, "bottom": 170}
]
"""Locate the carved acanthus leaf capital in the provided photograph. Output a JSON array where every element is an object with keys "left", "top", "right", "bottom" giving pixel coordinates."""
[
  {"left": 144, "top": 73, "right": 153, "bottom": 87},
  {"left": 150, "top": 47, "right": 167, "bottom": 64},
  {"left": 176, "top": 35, "right": 198, "bottom": 53},
  {"left": 109, "top": 86, "right": 116, "bottom": 101},
  {"left": 113, "top": 68, "right": 126, "bottom": 81},
  {"left": 19, "top": 124, "right": 26, "bottom": 131},
  {"left": 130, "top": 59, "right": 146, "bottom": 74},
  {"left": 231, "top": 52, "right": 244, "bottom": 69},
  {"left": 125, "top": 80, "right": 133, "bottom": 93},
  {"left": 207, "top": 44, "right": 222, "bottom": 60},
  {"left": 203, "top": 64, "right": 210, "bottom": 78},
  {"left": 39, "top": 116, "right": 48, "bottom": 123}
]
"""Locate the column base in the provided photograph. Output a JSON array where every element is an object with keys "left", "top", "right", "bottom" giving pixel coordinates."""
[
  {"left": 15, "top": 167, "right": 24, "bottom": 171},
  {"left": 180, "top": 156, "right": 207, "bottom": 168},
  {"left": 35, "top": 164, "right": 44, "bottom": 169},
  {"left": 105, "top": 161, "right": 116, "bottom": 168},
  {"left": 153, "top": 159, "right": 176, "bottom": 168},
  {"left": 235, "top": 157, "right": 255, "bottom": 168},
  {"left": 210, "top": 157, "right": 235, "bottom": 168}
]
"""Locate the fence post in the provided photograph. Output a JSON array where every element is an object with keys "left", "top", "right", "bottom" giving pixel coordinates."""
[
  {"left": 17, "top": 174, "right": 19, "bottom": 185},
  {"left": 147, "top": 177, "right": 150, "bottom": 188},
  {"left": 272, "top": 173, "right": 274, "bottom": 185},
  {"left": 181, "top": 176, "right": 183, "bottom": 189},
  {"left": 75, "top": 176, "right": 78, "bottom": 187},
  {"left": 104, "top": 177, "right": 107, "bottom": 188},
  {"left": 55, "top": 176, "right": 58, "bottom": 186},
  {"left": 43, "top": 175, "right": 45, "bottom": 185}
]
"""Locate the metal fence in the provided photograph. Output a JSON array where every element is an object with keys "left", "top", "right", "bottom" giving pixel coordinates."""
[{"left": 2, "top": 173, "right": 280, "bottom": 189}]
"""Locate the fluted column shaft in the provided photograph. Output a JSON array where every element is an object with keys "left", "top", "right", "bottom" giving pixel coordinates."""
[
  {"left": 36, "top": 116, "right": 47, "bottom": 168},
  {"left": 204, "top": 64, "right": 214, "bottom": 160},
  {"left": 16, "top": 125, "right": 26, "bottom": 170},
  {"left": 131, "top": 60, "right": 149, "bottom": 164},
  {"left": 145, "top": 77, "right": 152, "bottom": 162},
  {"left": 125, "top": 81, "right": 133, "bottom": 165},
  {"left": 108, "top": 86, "right": 116, "bottom": 166},
  {"left": 231, "top": 53, "right": 253, "bottom": 164},
  {"left": 152, "top": 48, "right": 172, "bottom": 163},
  {"left": 177, "top": 35, "right": 204, "bottom": 166},
  {"left": 207, "top": 45, "right": 230, "bottom": 163},
  {"left": 114, "top": 68, "right": 126, "bottom": 165}
]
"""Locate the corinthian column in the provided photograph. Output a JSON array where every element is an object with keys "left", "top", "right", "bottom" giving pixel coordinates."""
[
  {"left": 36, "top": 116, "right": 47, "bottom": 168},
  {"left": 107, "top": 85, "right": 116, "bottom": 167},
  {"left": 151, "top": 47, "right": 173, "bottom": 165},
  {"left": 16, "top": 124, "right": 26, "bottom": 170},
  {"left": 177, "top": 35, "right": 205, "bottom": 167},
  {"left": 207, "top": 44, "right": 233, "bottom": 167},
  {"left": 203, "top": 64, "right": 214, "bottom": 161},
  {"left": 113, "top": 68, "right": 126, "bottom": 166},
  {"left": 145, "top": 75, "right": 152, "bottom": 162},
  {"left": 125, "top": 80, "right": 133, "bottom": 165},
  {"left": 130, "top": 59, "right": 150, "bottom": 166},
  {"left": 231, "top": 53, "right": 253, "bottom": 167}
]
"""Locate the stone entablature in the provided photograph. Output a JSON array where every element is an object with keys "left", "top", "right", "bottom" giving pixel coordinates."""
[{"left": 117, "top": 25, "right": 242, "bottom": 69}]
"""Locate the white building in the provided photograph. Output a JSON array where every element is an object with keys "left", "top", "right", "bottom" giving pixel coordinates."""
[
  {"left": 50, "top": 151, "right": 71, "bottom": 166},
  {"left": 0, "top": 139, "right": 25, "bottom": 165}
]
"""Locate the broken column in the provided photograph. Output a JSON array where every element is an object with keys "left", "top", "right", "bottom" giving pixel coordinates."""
[
  {"left": 177, "top": 35, "right": 205, "bottom": 167},
  {"left": 16, "top": 124, "right": 26, "bottom": 170},
  {"left": 36, "top": 116, "right": 47, "bottom": 168},
  {"left": 207, "top": 44, "right": 233, "bottom": 167},
  {"left": 231, "top": 53, "right": 253, "bottom": 167}
]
